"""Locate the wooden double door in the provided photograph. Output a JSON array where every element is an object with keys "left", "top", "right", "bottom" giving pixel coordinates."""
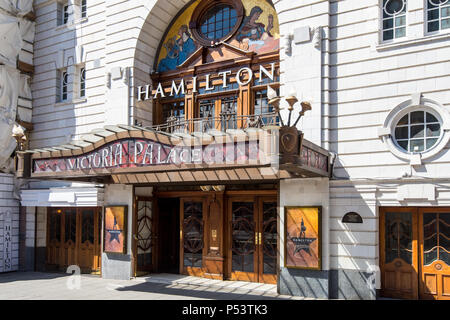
[
  {"left": 134, "top": 192, "right": 278, "bottom": 284},
  {"left": 46, "top": 207, "right": 101, "bottom": 273},
  {"left": 227, "top": 196, "right": 278, "bottom": 284},
  {"left": 134, "top": 197, "right": 181, "bottom": 276},
  {"left": 380, "top": 207, "right": 450, "bottom": 300},
  {"left": 133, "top": 196, "right": 204, "bottom": 276}
]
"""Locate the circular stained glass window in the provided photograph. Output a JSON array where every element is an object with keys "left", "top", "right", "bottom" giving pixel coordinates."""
[
  {"left": 384, "top": 0, "right": 406, "bottom": 16},
  {"left": 394, "top": 110, "right": 442, "bottom": 153},
  {"left": 199, "top": 4, "right": 238, "bottom": 41}
]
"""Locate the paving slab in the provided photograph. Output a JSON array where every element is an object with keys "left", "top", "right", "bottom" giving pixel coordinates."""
[{"left": 0, "top": 272, "right": 309, "bottom": 300}]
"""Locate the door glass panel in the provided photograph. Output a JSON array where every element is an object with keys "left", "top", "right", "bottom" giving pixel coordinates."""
[
  {"left": 423, "top": 213, "right": 438, "bottom": 265},
  {"left": 231, "top": 202, "right": 255, "bottom": 273},
  {"left": 183, "top": 201, "right": 203, "bottom": 268},
  {"left": 439, "top": 213, "right": 450, "bottom": 265},
  {"left": 49, "top": 210, "right": 61, "bottom": 242},
  {"left": 385, "top": 212, "right": 413, "bottom": 264},
  {"left": 137, "top": 200, "right": 153, "bottom": 268},
  {"left": 98, "top": 209, "right": 102, "bottom": 246},
  {"left": 262, "top": 202, "right": 277, "bottom": 275},
  {"left": 64, "top": 209, "right": 77, "bottom": 243},
  {"left": 81, "top": 209, "right": 94, "bottom": 244}
]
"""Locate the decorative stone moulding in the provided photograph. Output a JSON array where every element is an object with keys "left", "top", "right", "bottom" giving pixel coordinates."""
[
  {"left": 378, "top": 93, "right": 450, "bottom": 166},
  {"left": 312, "top": 26, "right": 322, "bottom": 49},
  {"left": 283, "top": 33, "right": 292, "bottom": 55}
]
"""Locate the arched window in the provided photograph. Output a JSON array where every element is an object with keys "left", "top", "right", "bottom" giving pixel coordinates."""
[
  {"left": 152, "top": 0, "right": 281, "bottom": 133},
  {"left": 382, "top": 0, "right": 407, "bottom": 41},
  {"left": 426, "top": 0, "right": 450, "bottom": 33}
]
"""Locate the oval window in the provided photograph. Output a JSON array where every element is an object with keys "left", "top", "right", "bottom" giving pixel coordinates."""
[{"left": 199, "top": 4, "right": 238, "bottom": 41}]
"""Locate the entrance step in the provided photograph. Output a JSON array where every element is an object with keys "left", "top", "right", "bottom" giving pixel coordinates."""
[{"left": 135, "top": 273, "right": 277, "bottom": 295}]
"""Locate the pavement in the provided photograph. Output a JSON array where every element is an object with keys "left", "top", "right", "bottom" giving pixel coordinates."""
[{"left": 0, "top": 271, "right": 310, "bottom": 300}]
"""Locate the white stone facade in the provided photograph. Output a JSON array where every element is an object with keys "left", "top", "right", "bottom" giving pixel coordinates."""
[{"left": 0, "top": 174, "right": 20, "bottom": 272}]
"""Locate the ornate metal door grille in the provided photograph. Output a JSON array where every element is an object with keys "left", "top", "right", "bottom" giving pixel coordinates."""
[
  {"left": 137, "top": 200, "right": 153, "bottom": 271},
  {"left": 385, "top": 213, "right": 413, "bottom": 264},
  {"left": 231, "top": 202, "right": 255, "bottom": 273},
  {"left": 183, "top": 201, "right": 204, "bottom": 268},
  {"left": 262, "top": 202, "right": 277, "bottom": 275}
]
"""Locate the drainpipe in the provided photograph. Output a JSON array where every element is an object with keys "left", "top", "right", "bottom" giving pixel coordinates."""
[{"left": 323, "top": 2, "right": 331, "bottom": 152}]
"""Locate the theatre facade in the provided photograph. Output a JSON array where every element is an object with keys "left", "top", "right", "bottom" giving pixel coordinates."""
[
  {"left": 14, "top": 0, "right": 450, "bottom": 300},
  {"left": 19, "top": 0, "right": 332, "bottom": 290}
]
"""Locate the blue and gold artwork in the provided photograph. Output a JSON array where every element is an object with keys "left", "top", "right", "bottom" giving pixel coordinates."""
[
  {"left": 157, "top": 24, "right": 197, "bottom": 72},
  {"left": 156, "top": 0, "right": 279, "bottom": 72}
]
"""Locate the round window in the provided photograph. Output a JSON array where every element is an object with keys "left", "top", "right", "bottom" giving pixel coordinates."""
[
  {"left": 190, "top": 0, "right": 244, "bottom": 47},
  {"left": 199, "top": 4, "right": 238, "bottom": 41},
  {"left": 394, "top": 110, "right": 442, "bottom": 153},
  {"left": 384, "top": 0, "right": 406, "bottom": 16}
]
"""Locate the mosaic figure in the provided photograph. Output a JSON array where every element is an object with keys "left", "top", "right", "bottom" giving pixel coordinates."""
[
  {"left": 158, "top": 25, "right": 196, "bottom": 72},
  {"left": 235, "top": 6, "right": 274, "bottom": 50},
  {"left": 176, "top": 24, "right": 196, "bottom": 64}
]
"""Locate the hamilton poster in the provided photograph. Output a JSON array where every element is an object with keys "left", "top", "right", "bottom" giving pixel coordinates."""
[
  {"left": 285, "top": 207, "right": 321, "bottom": 270},
  {"left": 104, "top": 206, "right": 127, "bottom": 254}
]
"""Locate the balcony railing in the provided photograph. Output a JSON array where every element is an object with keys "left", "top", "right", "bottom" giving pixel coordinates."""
[{"left": 147, "top": 112, "right": 280, "bottom": 135}]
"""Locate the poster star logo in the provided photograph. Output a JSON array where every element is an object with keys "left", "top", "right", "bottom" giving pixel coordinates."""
[
  {"left": 287, "top": 218, "right": 316, "bottom": 255},
  {"left": 107, "top": 216, "right": 122, "bottom": 243}
]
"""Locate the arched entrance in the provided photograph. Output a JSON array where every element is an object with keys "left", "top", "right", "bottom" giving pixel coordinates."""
[{"left": 132, "top": 0, "right": 281, "bottom": 283}]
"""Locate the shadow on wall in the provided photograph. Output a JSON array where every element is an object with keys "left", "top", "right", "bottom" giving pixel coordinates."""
[
  {"left": 279, "top": 266, "right": 376, "bottom": 300},
  {"left": 279, "top": 268, "right": 329, "bottom": 299},
  {"left": 279, "top": 166, "right": 379, "bottom": 299},
  {"left": 329, "top": 163, "right": 378, "bottom": 300},
  {"left": 30, "top": 6, "right": 87, "bottom": 150},
  {"left": 329, "top": 269, "right": 376, "bottom": 300}
]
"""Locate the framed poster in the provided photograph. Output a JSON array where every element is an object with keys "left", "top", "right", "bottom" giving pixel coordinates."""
[
  {"left": 104, "top": 206, "right": 127, "bottom": 254},
  {"left": 285, "top": 206, "right": 321, "bottom": 270}
]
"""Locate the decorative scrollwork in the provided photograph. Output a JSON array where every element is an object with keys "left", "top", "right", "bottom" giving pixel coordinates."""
[
  {"left": 183, "top": 202, "right": 204, "bottom": 267},
  {"left": 183, "top": 215, "right": 204, "bottom": 253},
  {"left": 232, "top": 216, "right": 255, "bottom": 256},
  {"left": 137, "top": 201, "right": 153, "bottom": 252},
  {"left": 246, "top": 114, "right": 263, "bottom": 128},
  {"left": 384, "top": 0, "right": 406, "bottom": 16}
]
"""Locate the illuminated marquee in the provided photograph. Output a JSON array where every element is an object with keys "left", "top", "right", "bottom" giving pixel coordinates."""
[{"left": 33, "top": 138, "right": 260, "bottom": 173}]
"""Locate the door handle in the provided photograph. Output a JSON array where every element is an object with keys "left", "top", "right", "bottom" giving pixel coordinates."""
[{"left": 255, "top": 232, "right": 261, "bottom": 245}]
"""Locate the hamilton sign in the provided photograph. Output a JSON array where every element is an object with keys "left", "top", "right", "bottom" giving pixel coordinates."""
[{"left": 137, "top": 63, "right": 276, "bottom": 100}]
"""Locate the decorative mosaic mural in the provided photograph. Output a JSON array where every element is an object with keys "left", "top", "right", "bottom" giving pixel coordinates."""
[{"left": 156, "top": 0, "right": 280, "bottom": 72}]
